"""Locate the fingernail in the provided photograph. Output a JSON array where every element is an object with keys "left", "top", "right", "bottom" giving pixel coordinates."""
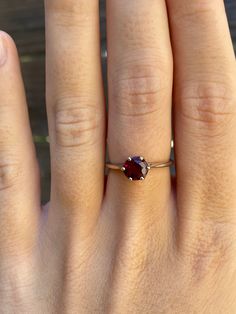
[{"left": 0, "top": 33, "right": 7, "bottom": 66}]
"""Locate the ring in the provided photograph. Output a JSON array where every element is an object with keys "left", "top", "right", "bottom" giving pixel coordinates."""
[{"left": 106, "top": 156, "right": 173, "bottom": 181}]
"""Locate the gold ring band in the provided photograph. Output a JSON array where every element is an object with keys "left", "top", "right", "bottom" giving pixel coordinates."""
[
  {"left": 106, "top": 156, "right": 173, "bottom": 181},
  {"left": 106, "top": 160, "right": 173, "bottom": 170}
]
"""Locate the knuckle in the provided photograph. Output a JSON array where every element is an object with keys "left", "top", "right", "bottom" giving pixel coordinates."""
[
  {"left": 54, "top": 96, "right": 101, "bottom": 149},
  {"left": 45, "top": 0, "right": 92, "bottom": 12},
  {"left": 0, "top": 260, "right": 34, "bottom": 309},
  {"left": 0, "top": 161, "right": 20, "bottom": 192},
  {"left": 178, "top": 82, "right": 236, "bottom": 135},
  {"left": 45, "top": 0, "right": 97, "bottom": 26},
  {"left": 173, "top": 2, "right": 218, "bottom": 24},
  {"left": 111, "top": 64, "right": 170, "bottom": 119},
  {"left": 180, "top": 220, "right": 234, "bottom": 282},
  {"left": 117, "top": 245, "right": 149, "bottom": 274}
]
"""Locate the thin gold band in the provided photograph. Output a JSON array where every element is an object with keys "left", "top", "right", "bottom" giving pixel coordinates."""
[{"left": 106, "top": 160, "right": 173, "bottom": 171}]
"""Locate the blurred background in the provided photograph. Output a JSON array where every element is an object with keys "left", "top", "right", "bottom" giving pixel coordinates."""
[{"left": 0, "top": 0, "right": 235, "bottom": 203}]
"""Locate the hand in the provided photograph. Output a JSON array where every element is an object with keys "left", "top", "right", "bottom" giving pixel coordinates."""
[{"left": 0, "top": 0, "right": 236, "bottom": 313}]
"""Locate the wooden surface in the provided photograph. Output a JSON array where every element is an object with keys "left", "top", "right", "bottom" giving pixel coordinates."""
[{"left": 0, "top": 0, "right": 235, "bottom": 202}]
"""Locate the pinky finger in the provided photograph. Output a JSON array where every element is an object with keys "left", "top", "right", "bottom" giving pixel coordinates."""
[{"left": 0, "top": 32, "right": 40, "bottom": 256}]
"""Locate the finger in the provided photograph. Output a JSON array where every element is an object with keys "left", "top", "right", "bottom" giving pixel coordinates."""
[
  {"left": 45, "top": 1, "right": 105, "bottom": 231},
  {"left": 166, "top": 0, "right": 236, "bottom": 224},
  {"left": 0, "top": 32, "right": 40, "bottom": 255},
  {"left": 106, "top": 0, "right": 173, "bottom": 215}
]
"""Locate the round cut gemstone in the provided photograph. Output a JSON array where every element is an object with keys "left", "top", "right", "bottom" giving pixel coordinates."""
[{"left": 123, "top": 156, "right": 149, "bottom": 181}]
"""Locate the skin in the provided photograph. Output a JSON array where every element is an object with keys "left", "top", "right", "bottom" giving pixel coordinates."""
[{"left": 0, "top": 0, "right": 236, "bottom": 313}]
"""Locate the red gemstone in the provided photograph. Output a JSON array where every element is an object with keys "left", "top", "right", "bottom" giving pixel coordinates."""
[{"left": 123, "top": 156, "right": 149, "bottom": 181}]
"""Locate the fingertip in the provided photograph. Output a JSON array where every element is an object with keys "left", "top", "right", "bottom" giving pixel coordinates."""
[
  {"left": 0, "top": 31, "right": 18, "bottom": 67},
  {"left": 0, "top": 30, "right": 16, "bottom": 46},
  {"left": 0, "top": 31, "right": 8, "bottom": 66}
]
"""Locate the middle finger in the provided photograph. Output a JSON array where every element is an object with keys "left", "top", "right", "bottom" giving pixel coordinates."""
[{"left": 45, "top": 0, "right": 105, "bottom": 232}]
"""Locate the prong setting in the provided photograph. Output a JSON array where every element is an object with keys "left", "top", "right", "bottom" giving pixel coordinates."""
[
  {"left": 122, "top": 156, "right": 149, "bottom": 181},
  {"left": 107, "top": 155, "right": 172, "bottom": 181}
]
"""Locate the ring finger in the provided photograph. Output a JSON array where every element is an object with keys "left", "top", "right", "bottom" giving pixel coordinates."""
[{"left": 106, "top": 0, "right": 173, "bottom": 217}]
